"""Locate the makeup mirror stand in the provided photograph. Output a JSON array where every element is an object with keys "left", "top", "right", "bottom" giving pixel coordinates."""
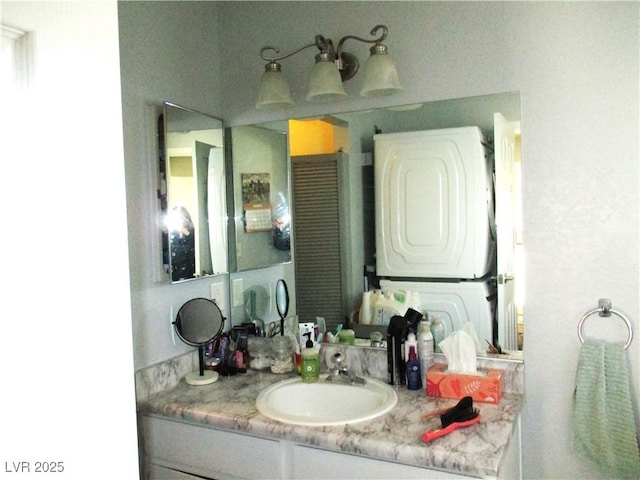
[{"left": 173, "top": 298, "right": 225, "bottom": 385}]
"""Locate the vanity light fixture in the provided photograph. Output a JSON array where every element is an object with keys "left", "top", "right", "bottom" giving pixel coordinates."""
[{"left": 256, "top": 24, "right": 402, "bottom": 110}]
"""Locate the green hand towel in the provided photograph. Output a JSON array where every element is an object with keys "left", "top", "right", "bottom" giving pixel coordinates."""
[{"left": 572, "top": 338, "right": 640, "bottom": 479}]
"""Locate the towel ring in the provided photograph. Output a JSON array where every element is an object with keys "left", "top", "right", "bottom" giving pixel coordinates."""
[{"left": 577, "top": 298, "right": 633, "bottom": 350}]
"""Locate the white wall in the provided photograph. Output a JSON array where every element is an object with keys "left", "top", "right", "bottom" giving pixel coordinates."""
[
  {"left": 1, "top": 1, "right": 139, "bottom": 477},
  {"left": 214, "top": 2, "right": 639, "bottom": 479},
  {"left": 118, "top": 2, "right": 230, "bottom": 368},
  {"left": 119, "top": 2, "right": 297, "bottom": 370}
]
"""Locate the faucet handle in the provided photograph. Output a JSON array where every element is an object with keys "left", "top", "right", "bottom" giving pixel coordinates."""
[{"left": 330, "top": 352, "right": 345, "bottom": 369}]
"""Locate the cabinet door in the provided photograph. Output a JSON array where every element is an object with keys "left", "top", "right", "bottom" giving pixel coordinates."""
[
  {"left": 141, "top": 416, "right": 281, "bottom": 479},
  {"left": 292, "top": 445, "right": 467, "bottom": 479}
]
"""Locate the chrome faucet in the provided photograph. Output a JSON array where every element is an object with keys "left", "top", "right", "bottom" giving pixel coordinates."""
[{"left": 325, "top": 352, "right": 366, "bottom": 385}]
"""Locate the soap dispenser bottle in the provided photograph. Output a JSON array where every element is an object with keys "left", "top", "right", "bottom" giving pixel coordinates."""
[{"left": 301, "top": 332, "right": 319, "bottom": 383}]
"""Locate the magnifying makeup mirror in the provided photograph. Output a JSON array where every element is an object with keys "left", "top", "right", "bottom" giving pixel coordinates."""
[
  {"left": 173, "top": 298, "right": 224, "bottom": 385},
  {"left": 275, "top": 279, "right": 289, "bottom": 337}
]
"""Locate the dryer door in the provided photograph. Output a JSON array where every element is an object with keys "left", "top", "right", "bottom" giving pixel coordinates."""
[{"left": 375, "top": 127, "right": 495, "bottom": 279}]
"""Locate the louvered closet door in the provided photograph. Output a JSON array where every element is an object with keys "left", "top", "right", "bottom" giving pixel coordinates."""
[{"left": 292, "top": 154, "right": 345, "bottom": 331}]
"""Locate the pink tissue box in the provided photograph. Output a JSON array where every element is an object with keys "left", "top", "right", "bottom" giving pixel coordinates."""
[{"left": 426, "top": 363, "right": 503, "bottom": 404}]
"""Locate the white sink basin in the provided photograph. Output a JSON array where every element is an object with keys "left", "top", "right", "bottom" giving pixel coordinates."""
[{"left": 256, "top": 376, "right": 397, "bottom": 426}]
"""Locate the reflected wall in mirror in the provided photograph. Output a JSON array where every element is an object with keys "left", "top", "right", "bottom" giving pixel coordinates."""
[
  {"left": 228, "top": 125, "right": 291, "bottom": 272},
  {"left": 159, "top": 102, "right": 228, "bottom": 283},
  {"left": 242, "top": 92, "right": 524, "bottom": 353}
]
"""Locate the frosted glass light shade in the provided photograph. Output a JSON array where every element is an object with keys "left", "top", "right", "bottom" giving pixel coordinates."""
[
  {"left": 306, "top": 60, "right": 347, "bottom": 103},
  {"left": 256, "top": 70, "right": 295, "bottom": 110},
  {"left": 360, "top": 52, "right": 403, "bottom": 97}
]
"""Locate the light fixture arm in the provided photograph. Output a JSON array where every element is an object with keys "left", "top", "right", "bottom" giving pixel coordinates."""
[
  {"left": 336, "top": 24, "right": 388, "bottom": 57},
  {"left": 260, "top": 43, "right": 316, "bottom": 63}
]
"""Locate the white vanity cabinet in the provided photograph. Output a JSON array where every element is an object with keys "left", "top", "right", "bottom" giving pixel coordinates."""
[
  {"left": 141, "top": 416, "right": 281, "bottom": 479},
  {"left": 141, "top": 414, "right": 522, "bottom": 480}
]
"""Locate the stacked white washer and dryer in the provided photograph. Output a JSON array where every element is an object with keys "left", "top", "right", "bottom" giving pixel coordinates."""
[{"left": 374, "top": 126, "right": 497, "bottom": 346}]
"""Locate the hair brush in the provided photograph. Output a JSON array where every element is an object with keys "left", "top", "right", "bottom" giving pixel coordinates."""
[{"left": 421, "top": 396, "right": 481, "bottom": 443}]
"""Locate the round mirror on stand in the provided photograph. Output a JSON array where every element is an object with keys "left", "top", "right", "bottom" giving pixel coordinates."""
[
  {"left": 173, "top": 298, "right": 224, "bottom": 385},
  {"left": 275, "top": 279, "right": 289, "bottom": 337}
]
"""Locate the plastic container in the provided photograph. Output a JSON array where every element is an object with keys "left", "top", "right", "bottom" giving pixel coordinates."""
[
  {"left": 338, "top": 329, "right": 355, "bottom": 345},
  {"left": 247, "top": 336, "right": 271, "bottom": 371},
  {"left": 269, "top": 335, "right": 295, "bottom": 374}
]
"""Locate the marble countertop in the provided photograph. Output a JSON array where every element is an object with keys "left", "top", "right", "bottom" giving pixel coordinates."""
[{"left": 138, "top": 368, "right": 524, "bottom": 478}]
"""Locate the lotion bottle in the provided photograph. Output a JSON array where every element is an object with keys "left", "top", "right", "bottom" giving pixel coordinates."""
[{"left": 417, "top": 320, "right": 434, "bottom": 376}]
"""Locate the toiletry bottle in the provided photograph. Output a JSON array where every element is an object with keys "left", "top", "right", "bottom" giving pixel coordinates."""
[
  {"left": 235, "top": 346, "right": 247, "bottom": 373},
  {"left": 406, "top": 345, "right": 422, "bottom": 390},
  {"left": 237, "top": 329, "right": 248, "bottom": 373},
  {"left": 360, "top": 291, "right": 372, "bottom": 325},
  {"left": 387, "top": 315, "right": 408, "bottom": 386},
  {"left": 404, "top": 332, "right": 418, "bottom": 363},
  {"left": 430, "top": 317, "right": 445, "bottom": 353},
  {"left": 417, "top": 320, "right": 434, "bottom": 376},
  {"left": 301, "top": 333, "right": 319, "bottom": 383}
]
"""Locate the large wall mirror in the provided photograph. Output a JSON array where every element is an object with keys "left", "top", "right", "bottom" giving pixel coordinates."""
[
  {"left": 227, "top": 124, "right": 291, "bottom": 272},
  {"left": 159, "top": 102, "right": 228, "bottom": 283},
  {"left": 232, "top": 92, "right": 524, "bottom": 354}
]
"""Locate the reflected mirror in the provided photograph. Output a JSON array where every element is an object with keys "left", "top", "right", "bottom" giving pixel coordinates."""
[
  {"left": 159, "top": 102, "right": 228, "bottom": 283},
  {"left": 275, "top": 279, "right": 289, "bottom": 336},
  {"left": 227, "top": 124, "right": 291, "bottom": 271},
  {"left": 245, "top": 92, "right": 524, "bottom": 354}
]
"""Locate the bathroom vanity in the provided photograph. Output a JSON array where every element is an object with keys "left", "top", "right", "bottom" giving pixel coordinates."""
[{"left": 138, "top": 358, "right": 523, "bottom": 480}]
